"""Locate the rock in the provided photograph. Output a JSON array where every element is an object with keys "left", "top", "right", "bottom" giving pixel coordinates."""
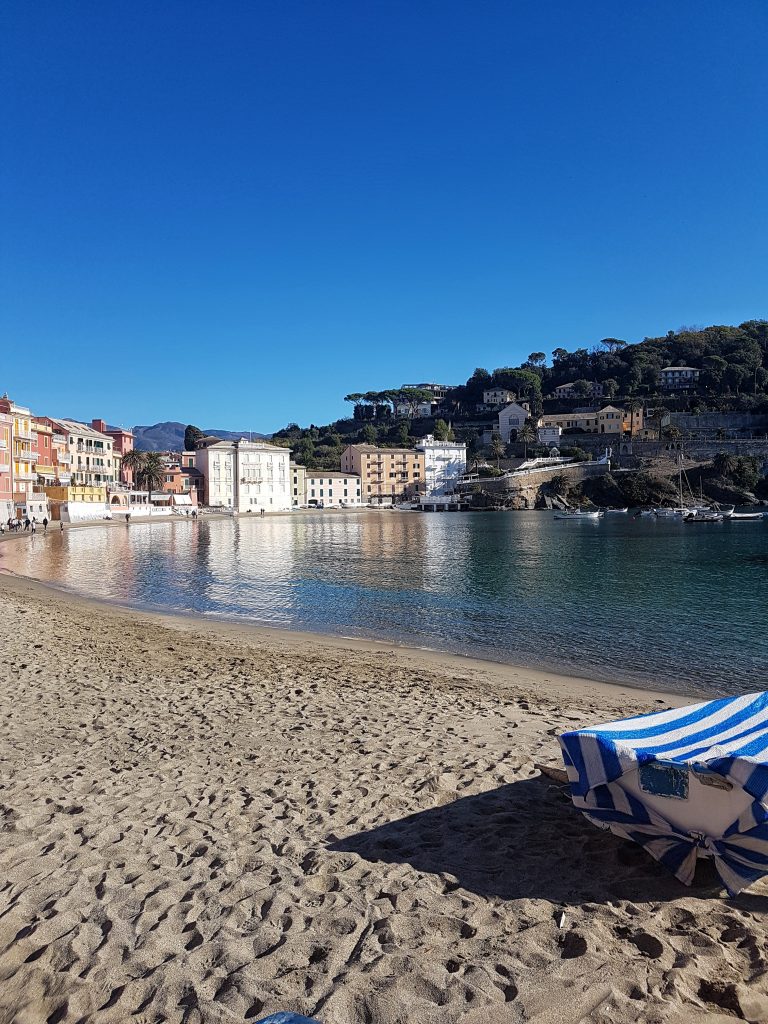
[{"left": 737, "top": 986, "right": 768, "bottom": 1023}]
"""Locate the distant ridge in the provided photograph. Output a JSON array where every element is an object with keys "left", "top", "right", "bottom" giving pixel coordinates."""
[{"left": 132, "top": 421, "right": 270, "bottom": 452}]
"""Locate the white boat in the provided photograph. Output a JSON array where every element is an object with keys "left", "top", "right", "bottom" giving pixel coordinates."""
[
  {"left": 604, "top": 507, "right": 629, "bottom": 514},
  {"left": 553, "top": 509, "right": 603, "bottom": 520},
  {"left": 683, "top": 511, "right": 722, "bottom": 523},
  {"left": 654, "top": 506, "right": 694, "bottom": 518},
  {"left": 560, "top": 692, "right": 768, "bottom": 895},
  {"left": 727, "top": 511, "right": 765, "bottom": 521}
]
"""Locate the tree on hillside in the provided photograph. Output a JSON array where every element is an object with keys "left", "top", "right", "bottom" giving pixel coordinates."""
[
  {"left": 603, "top": 378, "right": 619, "bottom": 399},
  {"left": 433, "top": 419, "right": 455, "bottom": 441},
  {"left": 490, "top": 433, "right": 505, "bottom": 470},
  {"left": 600, "top": 338, "right": 628, "bottom": 353},
  {"left": 491, "top": 368, "right": 543, "bottom": 415},
  {"left": 713, "top": 452, "right": 738, "bottom": 479},
  {"left": 344, "top": 393, "right": 364, "bottom": 419},
  {"left": 396, "top": 422, "right": 410, "bottom": 446},
  {"left": 184, "top": 425, "right": 204, "bottom": 451},
  {"left": 361, "top": 423, "right": 377, "bottom": 444}
]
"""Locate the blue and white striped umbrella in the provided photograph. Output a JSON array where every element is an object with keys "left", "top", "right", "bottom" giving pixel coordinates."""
[{"left": 559, "top": 693, "right": 768, "bottom": 895}]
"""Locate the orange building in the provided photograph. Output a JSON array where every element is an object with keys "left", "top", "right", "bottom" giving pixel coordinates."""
[{"left": 340, "top": 444, "right": 425, "bottom": 505}]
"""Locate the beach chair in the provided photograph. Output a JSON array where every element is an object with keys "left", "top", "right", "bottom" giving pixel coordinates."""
[{"left": 559, "top": 693, "right": 768, "bottom": 895}]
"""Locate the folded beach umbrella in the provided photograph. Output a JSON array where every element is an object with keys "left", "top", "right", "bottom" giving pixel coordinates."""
[{"left": 559, "top": 693, "right": 768, "bottom": 895}]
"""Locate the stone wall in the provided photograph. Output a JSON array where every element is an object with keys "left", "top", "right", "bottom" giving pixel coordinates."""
[{"left": 459, "top": 462, "right": 609, "bottom": 509}]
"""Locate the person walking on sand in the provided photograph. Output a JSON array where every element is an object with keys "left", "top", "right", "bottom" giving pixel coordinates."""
[
  {"left": 24, "top": 517, "right": 30, "bottom": 531},
  {"left": 43, "top": 516, "right": 48, "bottom": 533},
  {"left": 31, "top": 519, "right": 36, "bottom": 535},
  {"left": 60, "top": 521, "right": 64, "bottom": 532}
]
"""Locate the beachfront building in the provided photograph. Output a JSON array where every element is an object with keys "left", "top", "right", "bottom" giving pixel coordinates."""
[
  {"left": 91, "top": 419, "right": 135, "bottom": 484},
  {"left": 195, "top": 438, "right": 291, "bottom": 512},
  {"left": 497, "top": 402, "right": 533, "bottom": 444},
  {"left": 159, "top": 460, "right": 200, "bottom": 504},
  {"left": 305, "top": 471, "right": 362, "bottom": 507},
  {"left": 341, "top": 444, "right": 424, "bottom": 505},
  {"left": 55, "top": 420, "right": 117, "bottom": 493},
  {"left": 290, "top": 462, "right": 306, "bottom": 506},
  {"left": 415, "top": 435, "right": 466, "bottom": 496},
  {"left": 0, "top": 410, "right": 13, "bottom": 522},
  {"left": 0, "top": 397, "right": 35, "bottom": 513},
  {"left": 539, "top": 405, "right": 643, "bottom": 436},
  {"left": 659, "top": 366, "right": 701, "bottom": 391}
]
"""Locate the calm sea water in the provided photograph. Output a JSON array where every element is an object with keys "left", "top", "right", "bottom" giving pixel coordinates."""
[{"left": 3, "top": 511, "right": 767, "bottom": 695}]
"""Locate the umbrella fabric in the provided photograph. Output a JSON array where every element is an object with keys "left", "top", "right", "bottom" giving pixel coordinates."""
[{"left": 559, "top": 692, "right": 768, "bottom": 895}]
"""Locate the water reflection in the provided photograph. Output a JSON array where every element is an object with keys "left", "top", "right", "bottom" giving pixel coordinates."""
[{"left": 2, "top": 511, "right": 767, "bottom": 695}]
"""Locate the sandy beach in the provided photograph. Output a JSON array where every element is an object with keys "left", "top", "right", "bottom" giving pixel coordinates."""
[{"left": 0, "top": 570, "right": 765, "bottom": 1024}]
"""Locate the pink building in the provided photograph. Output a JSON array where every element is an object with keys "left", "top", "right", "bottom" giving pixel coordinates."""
[{"left": 91, "top": 418, "right": 134, "bottom": 484}]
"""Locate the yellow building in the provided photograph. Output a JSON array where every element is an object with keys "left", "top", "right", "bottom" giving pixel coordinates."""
[
  {"left": 290, "top": 462, "right": 306, "bottom": 506},
  {"left": 0, "top": 397, "right": 35, "bottom": 503},
  {"left": 340, "top": 444, "right": 425, "bottom": 505},
  {"left": 540, "top": 405, "right": 643, "bottom": 436}
]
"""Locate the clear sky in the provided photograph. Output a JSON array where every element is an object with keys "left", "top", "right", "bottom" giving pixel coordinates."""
[{"left": 2, "top": 1, "right": 766, "bottom": 432}]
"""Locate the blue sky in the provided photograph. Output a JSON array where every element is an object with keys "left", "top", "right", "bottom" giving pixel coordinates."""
[{"left": 2, "top": 0, "right": 766, "bottom": 432}]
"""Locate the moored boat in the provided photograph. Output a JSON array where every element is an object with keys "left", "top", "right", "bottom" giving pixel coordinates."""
[{"left": 553, "top": 509, "right": 602, "bottom": 520}]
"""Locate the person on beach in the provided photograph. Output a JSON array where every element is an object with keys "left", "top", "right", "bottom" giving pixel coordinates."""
[
  {"left": 126, "top": 512, "right": 131, "bottom": 526},
  {"left": 31, "top": 520, "right": 36, "bottom": 535},
  {"left": 43, "top": 516, "right": 48, "bottom": 533},
  {"left": 24, "top": 517, "right": 30, "bottom": 531},
  {"left": 60, "top": 521, "right": 64, "bottom": 532}
]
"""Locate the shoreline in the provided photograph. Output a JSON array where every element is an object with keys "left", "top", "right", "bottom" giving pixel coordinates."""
[
  {"left": 1, "top": 555, "right": 758, "bottom": 1023},
  {"left": 0, "top": 566, "right": 694, "bottom": 707}
]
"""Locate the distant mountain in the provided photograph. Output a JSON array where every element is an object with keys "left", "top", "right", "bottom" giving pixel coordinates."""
[{"left": 132, "top": 421, "right": 270, "bottom": 452}]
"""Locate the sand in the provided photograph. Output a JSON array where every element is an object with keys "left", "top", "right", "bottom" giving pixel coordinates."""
[{"left": 0, "top": 570, "right": 766, "bottom": 1024}]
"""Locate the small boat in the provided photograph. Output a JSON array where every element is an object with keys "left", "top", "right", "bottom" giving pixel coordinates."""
[
  {"left": 559, "top": 692, "right": 768, "bottom": 895},
  {"left": 654, "top": 506, "right": 694, "bottom": 518},
  {"left": 727, "top": 511, "right": 765, "bottom": 521},
  {"left": 554, "top": 509, "right": 603, "bottom": 520},
  {"left": 604, "top": 507, "right": 629, "bottom": 514},
  {"left": 683, "top": 511, "right": 722, "bottom": 523}
]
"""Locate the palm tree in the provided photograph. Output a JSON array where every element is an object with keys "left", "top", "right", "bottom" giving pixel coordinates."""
[
  {"left": 121, "top": 449, "right": 146, "bottom": 488},
  {"left": 517, "top": 421, "right": 537, "bottom": 460},
  {"left": 141, "top": 452, "right": 166, "bottom": 506},
  {"left": 490, "top": 433, "right": 505, "bottom": 470},
  {"left": 713, "top": 451, "right": 737, "bottom": 479}
]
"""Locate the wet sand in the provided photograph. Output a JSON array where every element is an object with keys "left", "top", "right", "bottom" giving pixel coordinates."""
[{"left": 0, "top": 570, "right": 765, "bottom": 1024}]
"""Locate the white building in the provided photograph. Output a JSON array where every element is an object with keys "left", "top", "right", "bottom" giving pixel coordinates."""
[
  {"left": 482, "top": 388, "right": 516, "bottom": 407},
  {"left": 537, "top": 425, "right": 562, "bottom": 448},
  {"left": 552, "top": 381, "right": 604, "bottom": 399},
  {"left": 305, "top": 471, "right": 362, "bottom": 506},
  {"left": 498, "top": 402, "right": 532, "bottom": 443},
  {"left": 195, "top": 439, "right": 291, "bottom": 512},
  {"left": 659, "top": 366, "right": 700, "bottom": 390},
  {"left": 415, "top": 435, "right": 467, "bottom": 497},
  {"left": 394, "top": 399, "right": 435, "bottom": 418}
]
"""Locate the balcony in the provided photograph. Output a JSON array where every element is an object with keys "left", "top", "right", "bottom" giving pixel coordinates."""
[
  {"left": 14, "top": 428, "right": 33, "bottom": 441},
  {"left": 57, "top": 453, "right": 72, "bottom": 464}
]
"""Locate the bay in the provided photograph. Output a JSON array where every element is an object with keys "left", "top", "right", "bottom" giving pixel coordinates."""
[{"left": 3, "top": 510, "right": 767, "bottom": 695}]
